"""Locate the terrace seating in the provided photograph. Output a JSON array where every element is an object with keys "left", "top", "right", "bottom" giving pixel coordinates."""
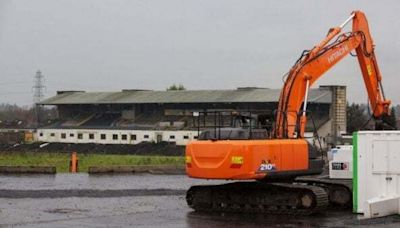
[
  {"left": 61, "top": 114, "right": 94, "bottom": 127},
  {"left": 81, "top": 113, "right": 121, "bottom": 127}
]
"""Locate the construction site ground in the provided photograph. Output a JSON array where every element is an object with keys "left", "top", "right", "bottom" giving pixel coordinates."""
[{"left": 1, "top": 174, "right": 400, "bottom": 227}]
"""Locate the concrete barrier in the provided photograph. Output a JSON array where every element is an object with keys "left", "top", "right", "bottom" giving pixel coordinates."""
[
  {"left": 88, "top": 165, "right": 185, "bottom": 175},
  {"left": 0, "top": 166, "right": 56, "bottom": 174}
]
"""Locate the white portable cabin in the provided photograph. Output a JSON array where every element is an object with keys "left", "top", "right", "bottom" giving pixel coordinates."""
[{"left": 353, "top": 131, "right": 400, "bottom": 219}]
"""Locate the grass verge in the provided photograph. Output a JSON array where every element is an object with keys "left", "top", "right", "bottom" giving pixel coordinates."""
[{"left": 0, "top": 152, "right": 184, "bottom": 173}]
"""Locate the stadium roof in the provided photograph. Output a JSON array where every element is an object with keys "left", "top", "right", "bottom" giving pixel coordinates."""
[{"left": 39, "top": 87, "right": 333, "bottom": 105}]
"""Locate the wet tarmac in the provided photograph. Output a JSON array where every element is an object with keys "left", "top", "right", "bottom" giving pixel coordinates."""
[{"left": 1, "top": 174, "right": 400, "bottom": 227}]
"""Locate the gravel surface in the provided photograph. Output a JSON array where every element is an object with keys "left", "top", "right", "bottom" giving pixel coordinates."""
[
  {"left": 0, "top": 173, "right": 225, "bottom": 190},
  {"left": 1, "top": 174, "right": 400, "bottom": 227}
]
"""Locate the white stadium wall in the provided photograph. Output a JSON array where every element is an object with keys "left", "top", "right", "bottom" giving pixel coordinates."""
[{"left": 36, "top": 129, "right": 199, "bottom": 146}]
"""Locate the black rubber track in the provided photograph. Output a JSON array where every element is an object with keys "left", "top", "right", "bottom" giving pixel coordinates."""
[{"left": 187, "top": 182, "right": 329, "bottom": 215}]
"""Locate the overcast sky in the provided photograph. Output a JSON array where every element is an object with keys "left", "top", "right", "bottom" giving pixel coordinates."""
[{"left": 0, "top": 0, "right": 399, "bottom": 106}]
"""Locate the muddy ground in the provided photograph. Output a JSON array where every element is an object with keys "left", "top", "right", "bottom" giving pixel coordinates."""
[{"left": 1, "top": 174, "right": 400, "bottom": 227}]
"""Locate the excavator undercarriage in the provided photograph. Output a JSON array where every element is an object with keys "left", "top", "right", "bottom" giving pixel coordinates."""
[
  {"left": 186, "top": 175, "right": 352, "bottom": 215},
  {"left": 187, "top": 182, "right": 329, "bottom": 215}
]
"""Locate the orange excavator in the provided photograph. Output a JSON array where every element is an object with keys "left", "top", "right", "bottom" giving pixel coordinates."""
[{"left": 185, "top": 10, "right": 391, "bottom": 214}]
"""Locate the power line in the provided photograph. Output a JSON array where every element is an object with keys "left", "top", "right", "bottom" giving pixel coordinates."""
[{"left": 0, "top": 81, "right": 32, "bottom": 86}]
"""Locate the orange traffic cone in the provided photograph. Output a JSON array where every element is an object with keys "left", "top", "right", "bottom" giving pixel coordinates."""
[{"left": 69, "top": 152, "right": 79, "bottom": 173}]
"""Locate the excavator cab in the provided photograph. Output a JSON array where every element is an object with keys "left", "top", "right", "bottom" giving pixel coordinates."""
[{"left": 194, "top": 111, "right": 271, "bottom": 141}]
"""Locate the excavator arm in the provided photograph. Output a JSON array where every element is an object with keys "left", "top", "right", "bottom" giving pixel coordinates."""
[{"left": 274, "top": 11, "right": 391, "bottom": 139}]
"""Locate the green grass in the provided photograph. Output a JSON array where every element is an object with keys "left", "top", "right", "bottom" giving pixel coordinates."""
[{"left": 0, "top": 152, "right": 184, "bottom": 173}]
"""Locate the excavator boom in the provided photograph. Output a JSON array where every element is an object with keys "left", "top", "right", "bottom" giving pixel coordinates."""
[{"left": 275, "top": 11, "right": 390, "bottom": 139}]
